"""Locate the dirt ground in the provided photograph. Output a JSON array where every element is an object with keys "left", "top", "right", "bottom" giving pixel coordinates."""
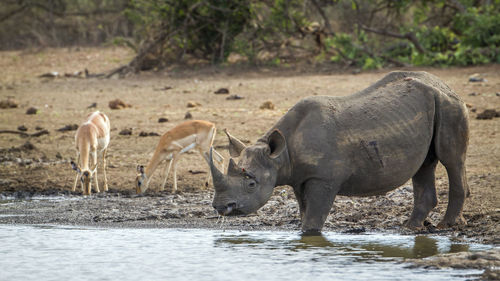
[{"left": 0, "top": 47, "right": 499, "bottom": 251}]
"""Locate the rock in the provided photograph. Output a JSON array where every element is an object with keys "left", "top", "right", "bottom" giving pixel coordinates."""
[
  {"left": 119, "top": 128, "right": 132, "bottom": 135},
  {"left": 139, "top": 131, "right": 160, "bottom": 137},
  {"left": 469, "top": 73, "right": 486, "bottom": 82},
  {"left": 158, "top": 117, "right": 169, "bottom": 123},
  {"left": 184, "top": 112, "right": 193, "bottom": 119},
  {"left": 260, "top": 101, "right": 275, "bottom": 110},
  {"left": 0, "top": 99, "right": 18, "bottom": 108},
  {"left": 187, "top": 101, "right": 201, "bottom": 108},
  {"left": 35, "top": 126, "right": 44, "bottom": 131},
  {"left": 87, "top": 102, "right": 97, "bottom": 109},
  {"left": 21, "top": 141, "right": 36, "bottom": 151},
  {"left": 468, "top": 92, "right": 479, "bottom": 96},
  {"left": 109, "top": 99, "right": 132, "bottom": 110},
  {"left": 17, "top": 125, "right": 28, "bottom": 132},
  {"left": 226, "top": 94, "right": 244, "bottom": 100},
  {"left": 476, "top": 109, "right": 498, "bottom": 120},
  {"left": 214, "top": 88, "right": 229, "bottom": 94},
  {"left": 38, "top": 72, "right": 59, "bottom": 78},
  {"left": 26, "top": 107, "right": 38, "bottom": 115},
  {"left": 57, "top": 124, "right": 78, "bottom": 132}
]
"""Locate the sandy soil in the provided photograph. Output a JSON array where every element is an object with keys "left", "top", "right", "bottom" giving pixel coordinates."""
[{"left": 0, "top": 48, "right": 499, "bottom": 251}]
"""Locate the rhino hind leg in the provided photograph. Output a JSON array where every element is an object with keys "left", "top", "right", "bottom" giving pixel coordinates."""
[
  {"left": 434, "top": 105, "right": 470, "bottom": 228},
  {"left": 406, "top": 157, "right": 438, "bottom": 229}
]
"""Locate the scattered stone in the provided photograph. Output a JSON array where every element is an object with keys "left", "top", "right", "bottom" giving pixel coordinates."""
[
  {"left": 109, "top": 99, "right": 132, "bottom": 110},
  {"left": 468, "top": 73, "right": 486, "bottom": 83},
  {"left": 214, "top": 88, "right": 229, "bottom": 94},
  {"left": 87, "top": 102, "right": 97, "bottom": 109},
  {"left": 184, "top": 112, "right": 193, "bottom": 119},
  {"left": 0, "top": 99, "right": 18, "bottom": 109},
  {"left": 496, "top": 92, "right": 500, "bottom": 97},
  {"left": 226, "top": 94, "right": 244, "bottom": 100},
  {"left": 57, "top": 124, "right": 78, "bottom": 132},
  {"left": 17, "top": 125, "right": 28, "bottom": 132},
  {"left": 154, "top": 86, "right": 173, "bottom": 91},
  {"left": 26, "top": 107, "right": 38, "bottom": 115},
  {"left": 187, "top": 101, "right": 201, "bottom": 108},
  {"left": 139, "top": 131, "right": 160, "bottom": 137},
  {"left": 188, "top": 170, "right": 206, "bottom": 175},
  {"left": 468, "top": 92, "right": 479, "bottom": 96},
  {"left": 35, "top": 126, "right": 44, "bottom": 131},
  {"left": 21, "top": 141, "right": 36, "bottom": 151},
  {"left": 38, "top": 72, "right": 59, "bottom": 78},
  {"left": 260, "top": 101, "right": 275, "bottom": 110},
  {"left": 158, "top": 117, "right": 169, "bottom": 123},
  {"left": 119, "top": 128, "right": 132, "bottom": 136},
  {"left": 476, "top": 109, "right": 498, "bottom": 120},
  {"left": 55, "top": 152, "right": 63, "bottom": 159}
]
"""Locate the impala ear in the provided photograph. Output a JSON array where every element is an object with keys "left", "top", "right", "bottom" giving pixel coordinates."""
[
  {"left": 71, "top": 161, "right": 81, "bottom": 173},
  {"left": 137, "top": 165, "right": 145, "bottom": 174}
]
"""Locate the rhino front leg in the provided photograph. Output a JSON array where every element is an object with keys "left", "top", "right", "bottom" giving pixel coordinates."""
[{"left": 300, "top": 179, "right": 338, "bottom": 234}]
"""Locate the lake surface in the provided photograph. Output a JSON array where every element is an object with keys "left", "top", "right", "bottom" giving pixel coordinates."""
[{"left": 0, "top": 225, "right": 490, "bottom": 281}]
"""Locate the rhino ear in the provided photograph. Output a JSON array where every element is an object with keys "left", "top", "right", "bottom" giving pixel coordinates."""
[
  {"left": 267, "top": 129, "right": 286, "bottom": 159},
  {"left": 224, "top": 128, "right": 247, "bottom": 157}
]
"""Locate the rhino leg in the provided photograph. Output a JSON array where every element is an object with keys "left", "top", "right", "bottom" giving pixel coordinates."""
[
  {"left": 437, "top": 163, "right": 468, "bottom": 228},
  {"left": 300, "top": 179, "right": 338, "bottom": 234},
  {"left": 406, "top": 158, "right": 438, "bottom": 229},
  {"left": 435, "top": 105, "right": 469, "bottom": 228}
]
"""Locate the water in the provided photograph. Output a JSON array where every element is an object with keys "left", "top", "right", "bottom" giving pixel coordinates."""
[{"left": 0, "top": 225, "right": 489, "bottom": 281}]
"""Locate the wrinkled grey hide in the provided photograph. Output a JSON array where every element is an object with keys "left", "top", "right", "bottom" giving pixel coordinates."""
[{"left": 210, "top": 71, "right": 470, "bottom": 233}]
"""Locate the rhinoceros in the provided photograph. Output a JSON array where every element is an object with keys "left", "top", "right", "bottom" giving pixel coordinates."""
[{"left": 209, "top": 71, "right": 470, "bottom": 233}]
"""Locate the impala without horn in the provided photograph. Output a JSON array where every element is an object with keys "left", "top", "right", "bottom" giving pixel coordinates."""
[
  {"left": 70, "top": 111, "right": 111, "bottom": 195},
  {"left": 135, "top": 120, "right": 224, "bottom": 193}
]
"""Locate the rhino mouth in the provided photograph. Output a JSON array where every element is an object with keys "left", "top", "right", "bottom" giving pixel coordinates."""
[{"left": 215, "top": 203, "right": 245, "bottom": 216}]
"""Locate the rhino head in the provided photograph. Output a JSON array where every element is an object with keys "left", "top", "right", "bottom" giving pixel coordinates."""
[{"left": 210, "top": 129, "right": 288, "bottom": 216}]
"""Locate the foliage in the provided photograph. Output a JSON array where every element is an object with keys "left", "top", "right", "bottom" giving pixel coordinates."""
[{"left": 1, "top": 0, "right": 499, "bottom": 67}]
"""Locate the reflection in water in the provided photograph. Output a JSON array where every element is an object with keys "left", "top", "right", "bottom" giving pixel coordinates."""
[
  {"left": 216, "top": 232, "right": 471, "bottom": 260},
  {"left": 0, "top": 226, "right": 487, "bottom": 281}
]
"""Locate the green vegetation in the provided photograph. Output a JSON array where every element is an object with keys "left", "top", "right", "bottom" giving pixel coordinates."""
[{"left": 1, "top": 0, "right": 499, "bottom": 71}]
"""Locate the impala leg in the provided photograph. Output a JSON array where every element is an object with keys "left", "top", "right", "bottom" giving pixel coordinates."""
[
  {"left": 73, "top": 154, "right": 80, "bottom": 192},
  {"left": 92, "top": 151, "right": 100, "bottom": 194},
  {"left": 172, "top": 157, "right": 180, "bottom": 193},
  {"left": 161, "top": 159, "right": 174, "bottom": 191},
  {"left": 102, "top": 148, "right": 108, "bottom": 192}
]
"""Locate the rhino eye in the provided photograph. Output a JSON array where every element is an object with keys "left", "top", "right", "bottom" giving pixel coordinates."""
[{"left": 248, "top": 181, "right": 256, "bottom": 188}]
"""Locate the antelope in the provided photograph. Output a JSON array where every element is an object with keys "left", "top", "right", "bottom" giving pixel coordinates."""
[
  {"left": 135, "top": 120, "right": 224, "bottom": 194},
  {"left": 70, "top": 111, "right": 111, "bottom": 195}
]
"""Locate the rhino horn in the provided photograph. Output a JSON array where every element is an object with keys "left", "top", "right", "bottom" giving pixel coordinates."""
[
  {"left": 209, "top": 147, "right": 226, "bottom": 190},
  {"left": 224, "top": 128, "right": 247, "bottom": 157},
  {"left": 227, "top": 158, "right": 241, "bottom": 176}
]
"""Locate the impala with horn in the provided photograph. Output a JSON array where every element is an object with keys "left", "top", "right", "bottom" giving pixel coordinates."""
[
  {"left": 136, "top": 120, "right": 224, "bottom": 193},
  {"left": 70, "top": 111, "right": 111, "bottom": 195},
  {"left": 210, "top": 71, "right": 470, "bottom": 233}
]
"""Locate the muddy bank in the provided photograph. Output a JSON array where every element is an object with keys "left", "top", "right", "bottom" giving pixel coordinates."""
[
  {"left": 407, "top": 248, "right": 500, "bottom": 281},
  {"left": 0, "top": 186, "right": 498, "bottom": 245}
]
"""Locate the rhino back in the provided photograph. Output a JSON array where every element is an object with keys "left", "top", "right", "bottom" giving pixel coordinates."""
[{"left": 275, "top": 71, "right": 462, "bottom": 196}]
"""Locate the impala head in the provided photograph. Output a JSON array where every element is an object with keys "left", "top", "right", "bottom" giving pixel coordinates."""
[
  {"left": 135, "top": 165, "right": 148, "bottom": 194},
  {"left": 71, "top": 161, "right": 96, "bottom": 195},
  {"left": 210, "top": 129, "right": 287, "bottom": 216}
]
